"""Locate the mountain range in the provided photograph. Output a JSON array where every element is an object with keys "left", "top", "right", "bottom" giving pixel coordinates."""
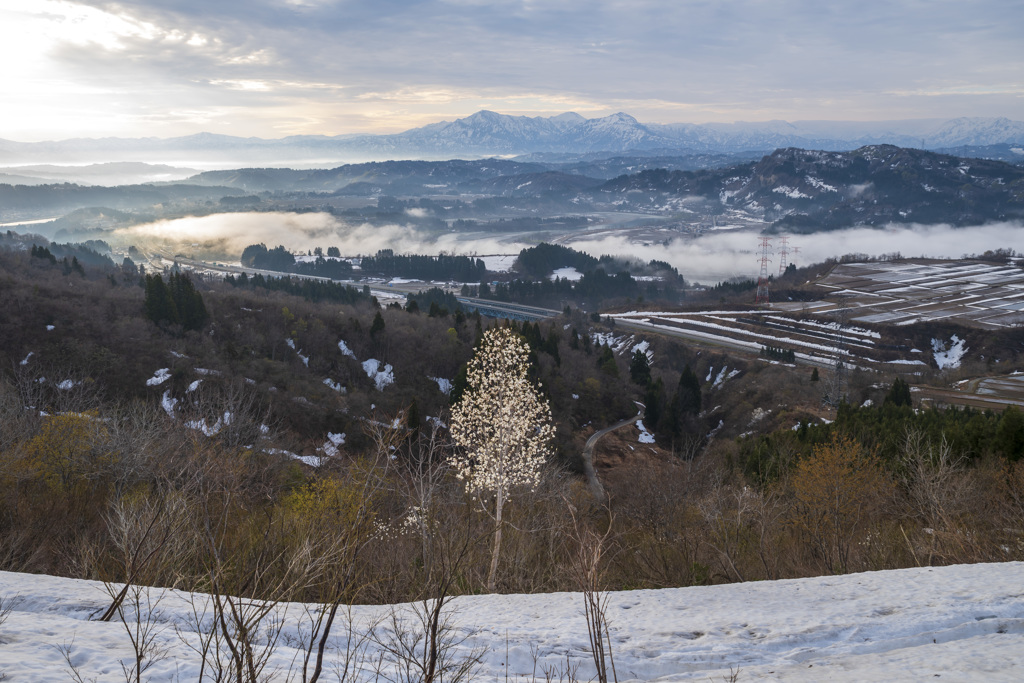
[
  {"left": 7, "top": 144, "right": 1023, "bottom": 233},
  {"left": 600, "top": 145, "right": 1024, "bottom": 230},
  {"left": 3, "top": 112, "right": 1024, "bottom": 166}
]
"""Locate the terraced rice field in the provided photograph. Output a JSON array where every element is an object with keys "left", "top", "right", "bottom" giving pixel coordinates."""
[
  {"left": 610, "top": 309, "right": 903, "bottom": 369},
  {"left": 809, "top": 259, "right": 1024, "bottom": 329}
]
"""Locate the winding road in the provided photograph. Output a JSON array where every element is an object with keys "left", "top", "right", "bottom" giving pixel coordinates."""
[{"left": 581, "top": 403, "right": 645, "bottom": 503}]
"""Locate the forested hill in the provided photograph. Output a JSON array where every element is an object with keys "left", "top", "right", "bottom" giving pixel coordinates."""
[
  {"left": 600, "top": 145, "right": 1024, "bottom": 230},
  {"left": 183, "top": 159, "right": 550, "bottom": 193}
]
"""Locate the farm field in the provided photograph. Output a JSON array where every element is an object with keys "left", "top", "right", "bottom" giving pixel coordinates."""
[{"left": 811, "top": 260, "right": 1024, "bottom": 329}]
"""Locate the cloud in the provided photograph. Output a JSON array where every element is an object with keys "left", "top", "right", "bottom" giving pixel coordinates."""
[
  {"left": 113, "top": 211, "right": 530, "bottom": 261},
  {"left": 114, "top": 212, "right": 1024, "bottom": 286},
  {"left": 3, "top": 0, "right": 1023, "bottom": 139},
  {"left": 568, "top": 222, "right": 1024, "bottom": 284}
]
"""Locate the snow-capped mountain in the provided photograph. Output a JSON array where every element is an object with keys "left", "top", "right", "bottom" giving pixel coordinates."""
[
  {"left": 2, "top": 112, "right": 1024, "bottom": 165},
  {"left": 374, "top": 110, "right": 678, "bottom": 155}
]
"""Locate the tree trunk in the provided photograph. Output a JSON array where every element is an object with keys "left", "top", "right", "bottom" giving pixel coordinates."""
[{"left": 487, "top": 493, "right": 504, "bottom": 592}]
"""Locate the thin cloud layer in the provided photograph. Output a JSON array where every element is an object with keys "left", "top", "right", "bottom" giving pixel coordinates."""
[
  {"left": 115, "top": 212, "right": 1024, "bottom": 285},
  {"left": 2, "top": 1, "right": 1023, "bottom": 139}
]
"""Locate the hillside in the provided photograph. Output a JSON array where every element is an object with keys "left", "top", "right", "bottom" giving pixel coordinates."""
[
  {"left": 598, "top": 145, "right": 1024, "bottom": 229},
  {"left": 3, "top": 239, "right": 1024, "bottom": 656}
]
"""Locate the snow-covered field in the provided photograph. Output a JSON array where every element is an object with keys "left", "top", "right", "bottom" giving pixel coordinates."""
[{"left": 1, "top": 563, "right": 1022, "bottom": 681}]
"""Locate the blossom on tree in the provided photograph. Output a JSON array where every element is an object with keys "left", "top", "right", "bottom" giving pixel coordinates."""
[{"left": 449, "top": 326, "right": 554, "bottom": 590}]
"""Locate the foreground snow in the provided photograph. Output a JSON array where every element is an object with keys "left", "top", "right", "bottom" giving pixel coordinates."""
[{"left": 0, "top": 563, "right": 1022, "bottom": 681}]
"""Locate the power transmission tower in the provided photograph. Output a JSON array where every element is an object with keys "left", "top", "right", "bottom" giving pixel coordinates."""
[
  {"left": 774, "top": 237, "right": 790, "bottom": 274},
  {"left": 823, "top": 296, "right": 850, "bottom": 408},
  {"left": 755, "top": 236, "right": 772, "bottom": 305}
]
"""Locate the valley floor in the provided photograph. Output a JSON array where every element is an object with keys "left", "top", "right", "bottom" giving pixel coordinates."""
[{"left": 0, "top": 563, "right": 1022, "bottom": 681}]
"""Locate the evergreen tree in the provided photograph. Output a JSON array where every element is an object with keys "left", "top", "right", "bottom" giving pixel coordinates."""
[
  {"left": 630, "top": 349, "right": 652, "bottom": 386},
  {"left": 996, "top": 407, "right": 1024, "bottom": 460},
  {"left": 143, "top": 274, "right": 179, "bottom": 327},
  {"left": 664, "top": 364, "right": 703, "bottom": 440},
  {"left": 675, "top": 365, "right": 702, "bottom": 417},
  {"left": 144, "top": 273, "right": 207, "bottom": 331},
  {"left": 31, "top": 244, "right": 57, "bottom": 264},
  {"left": 644, "top": 377, "right": 665, "bottom": 434},
  {"left": 597, "top": 345, "right": 618, "bottom": 377},
  {"left": 884, "top": 377, "right": 912, "bottom": 407},
  {"left": 370, "top": 311, "right": 386, "bottom": 337},
  {"left": 168, "top": 272, "right": 208, "bottom": 331},
  {"left": 406, "top": 398, "right": 421, "bottom": 443},
  {"left": 543, "top": 329, "right": 561, "bottom": 365}
]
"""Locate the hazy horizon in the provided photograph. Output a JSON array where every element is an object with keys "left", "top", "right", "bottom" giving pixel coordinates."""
[{"left": 2, "top": 112, "right": 1023, "bottom": 146}]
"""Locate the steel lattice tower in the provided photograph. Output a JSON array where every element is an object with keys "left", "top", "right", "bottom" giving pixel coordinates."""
[
  {"left": 755, "top": 236, "right": 772, "bottom": 305},
  {"left": 777, "top": 235, "right": 790, "bottom": 275}
]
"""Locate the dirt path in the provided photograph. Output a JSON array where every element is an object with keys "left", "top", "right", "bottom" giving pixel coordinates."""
[{"left": 581, "top": 405, "right": 644, "bottom": 503}]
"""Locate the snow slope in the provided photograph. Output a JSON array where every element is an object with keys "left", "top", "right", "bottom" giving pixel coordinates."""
[{"left": 0, "top": 563, "right": 1022, "bottom": 681}]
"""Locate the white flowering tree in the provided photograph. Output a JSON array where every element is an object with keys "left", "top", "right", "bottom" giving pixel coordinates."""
[{"left": 449, "top": 326, "right": 555, "bottom": 592}]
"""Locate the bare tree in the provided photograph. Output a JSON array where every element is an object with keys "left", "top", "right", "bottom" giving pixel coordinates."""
[
  {"left": 898, "top": 429, "right": 977, "bottom": 565},
  {"left": 363, "top": 415, "right": 488, "bottom": 683},
  {"left": 567, "top": 503, "right": 617, "bottom": 683},
  {"left": 290, "top": 414, "right": 401, "bottom": 683},
  {"left": 100, "top": 489, "right": 194, "bottom": 622},
  {"left": 114, "top": 584, "right": 170, "bottom": 683},
  {"left": 370, "top": 597, "right": 484, "bottom": 683}
]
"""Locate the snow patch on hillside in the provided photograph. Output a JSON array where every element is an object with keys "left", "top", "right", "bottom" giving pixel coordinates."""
[
  {"left": 711, "top": 367, "right": 741, "bottom": 388},
  {"left": 805, "top": 176, "right": 838, "bottom": 192},
  {"left": 286, "top": 338, "right": 310, "bottom": 366},
  {"left": 637, "top": 419, "right": 655, "bottom": 444},
  {"left": 550, "top": 266, "right": 584, "bottom": 281},
  {"left": 932, "top": 335, "right": 967, "bottom": 369},
  {"left": 160, "top": 390, "right": 177, "bottom": 417},
  {"left": 591, "top": 332, "right": 634, "bottom": 355},
  {"left": 146, "top": 368, "right": 172, "bottom": 386},
  {"left": 184, "top": 412, "right": 232, "bottom": 438},
  {"left": 320, "top": 431, "right": 346, "bottom": 457},
  {"left": 479, "top": 254, "right": 517, "bottom": 272},
  {"left": 430, "top": 376, "right": 452, "bottom": 395},
  {"left": 337, "top": 339, "right": 357, "bottom": 360},
  {"left": 772, "top": 185, "right": 811, "bottom": 199},
  {"left": 631, "top": 339, "right": 653, "bottom": 363},
  {"left": 362, "top": 359, "right": 394, "bottom": 390}
]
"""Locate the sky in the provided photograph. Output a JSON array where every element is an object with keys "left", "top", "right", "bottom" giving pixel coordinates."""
[{"left": 2, "top": 0, "right": 1023, "bottom": 141}]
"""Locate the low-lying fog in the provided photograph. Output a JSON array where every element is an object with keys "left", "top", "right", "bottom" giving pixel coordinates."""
[{"left": 114, "top": 212, "right": 1024, "bottom": 284}]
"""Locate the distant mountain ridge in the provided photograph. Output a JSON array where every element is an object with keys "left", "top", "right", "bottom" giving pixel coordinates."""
[
  {"left": 3, "top": 112, "right": 1024, "bottom": 165},
  {"left": 602, "top": 144, "right": 1024, "bottom": 230},
  {"left": 5, "top": 143, "right": 1024, "bottom": 233}
]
